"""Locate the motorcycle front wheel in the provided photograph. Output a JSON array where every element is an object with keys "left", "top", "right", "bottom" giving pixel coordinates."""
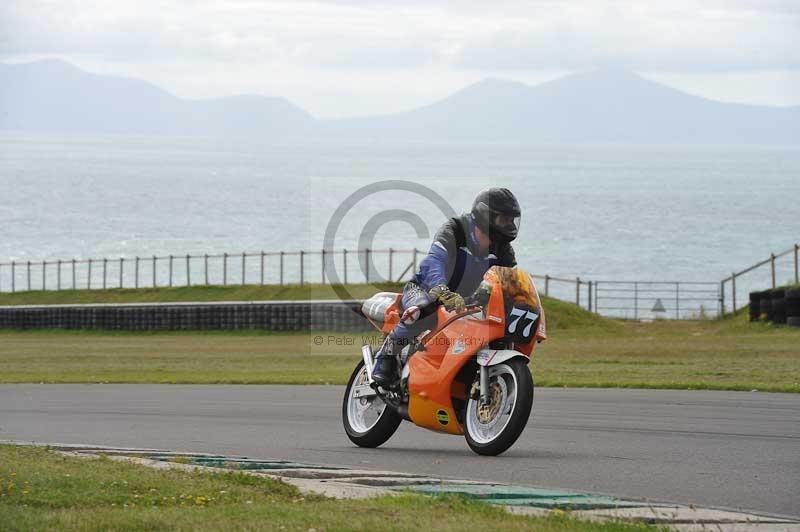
[
  {"left": 342, "top": 360, "right": 402, "bottom": 448},
  {"left": 464, "top": 359, "right": 533, "bottom": 456}
]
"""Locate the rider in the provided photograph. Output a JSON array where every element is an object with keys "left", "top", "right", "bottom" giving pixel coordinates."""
[{"left": 371, "top": 187, "right": 521, "bottom": 386}]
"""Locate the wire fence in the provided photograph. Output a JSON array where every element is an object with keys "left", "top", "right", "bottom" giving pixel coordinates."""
[
  {"left": 2, "top": 243, "right": 797, "bottom": 320},
  {"left": 593, "top": 281, "right": 721, "bottom": 320},
  {"left": 0, "top": 248, "right": 592, "bottom": 307},
  {"left": 720, "top": 244, "right": 799, "bottom": 315},
  {"left": 0, "top": 249, "right": 422, "bottom": 293}
]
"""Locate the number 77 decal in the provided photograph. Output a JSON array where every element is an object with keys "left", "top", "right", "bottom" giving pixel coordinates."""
[{"left": 507, "top": 306, "right": 539, "bottom": 337}]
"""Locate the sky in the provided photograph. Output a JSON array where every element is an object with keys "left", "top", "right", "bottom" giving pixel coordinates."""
[{"left": 1, "top": 0, "right": 798, "bottom": 118}]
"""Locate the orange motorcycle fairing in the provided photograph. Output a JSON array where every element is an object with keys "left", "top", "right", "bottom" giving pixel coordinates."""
[
  {"left": 484, "top": 267, "right": 547, "bottom": 348},
  {"left": 405, "top": 266, "right": 546, "bottom": 435},
  {"left": 406, "top": 308, "right": 504, "bottom": 434}
]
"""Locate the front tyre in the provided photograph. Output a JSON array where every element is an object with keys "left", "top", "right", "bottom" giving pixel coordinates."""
[
  {"left": 342, "top": 360, "right": 402, "bottom": 448},
  {"left": 464, "top": 358, "right": 533, "bottom": 456}
]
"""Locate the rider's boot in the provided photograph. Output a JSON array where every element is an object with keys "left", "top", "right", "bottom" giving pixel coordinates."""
[{"left": 371, "top": 334, "right": 401, "bottom": 386}]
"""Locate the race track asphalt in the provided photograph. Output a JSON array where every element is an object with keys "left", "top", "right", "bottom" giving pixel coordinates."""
[{"left": 0, "top": 385, "right": 797, "bottom": 518}]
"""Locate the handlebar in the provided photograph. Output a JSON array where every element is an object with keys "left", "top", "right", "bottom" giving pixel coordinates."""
[{"left": 417, "top": 285, "right": 489, "bottom": 320}]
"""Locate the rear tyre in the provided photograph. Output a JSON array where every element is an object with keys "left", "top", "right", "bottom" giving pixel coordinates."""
[
  {"left": 464, "top": 358, "right": 533, "bottom": 456},
  {"left": 342, "top": 360, "right": 402, "bottom": 448}
]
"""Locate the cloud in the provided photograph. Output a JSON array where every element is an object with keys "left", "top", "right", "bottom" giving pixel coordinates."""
[
  {"left": 1, "top": 1, "right": 797, "bottom": 71},
  {"left": 0, "top": 1, "right": 446, "bottom": 68},
  {"left": 1, "top": 0, "right": 798, "bottom": 115},
  {"left": 449, "top": 3, "right": 800, "bottom": 72}
]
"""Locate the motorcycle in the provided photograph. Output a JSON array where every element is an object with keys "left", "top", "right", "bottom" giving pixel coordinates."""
[{"left": 342, "top": 266, "right": 546, "bottom": 456}]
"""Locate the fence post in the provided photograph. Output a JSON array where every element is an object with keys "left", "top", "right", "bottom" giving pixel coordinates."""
[
  {"left": 365, "top": 248, "right": 371, "bottom": 283},
  {"left": 634, "top": 281, "right": 638, "bottom": 320},
  {"left": 42, "top": 260, "right": 46, "bottom": 290},
  {"left": 321, "top": 249, "right": 326, "bottom": 284},
  {"left": 241, "top": 252, "right": 246, "bottom": 285},
  {"left": 343, "top": 249, "right": 348, "bottom": 285},
  {"left": 27, "top": 261, "right": 31, "bottom": 291},
  {"left": 587, "top": 281, "right": 592, "bottom": 312},
  {"left": 544, "top": 275, "right": 550, "bottom": 297},
  {"left": 771, "top": 253, "right": 776, "bottom": 288},
  {"left": 575, "top": 277, "right": 581, "bottom": 306},
  {"left": 720, "top": 280, "right": 725, "bottom": 317},
  {"left": 389, "top": 248, "right": 394, "bottom": 282},
  {"left": 204, "top": 254, "right": 209, "bottom": 285},
  {"left": 594, "top": 281, "right": 599, "bottom": 313},
  {"left": 119, "top": 258, "right": 123, "bottom": 288},
  {"left": 102, "top": 258, "right": 107, "bottom": 289},
  {"left": 675, "top": 282, "right": 680, "bottom": 319},
  {"left": 135, "top": 257, "right": 140, "bottom": 288},
  {"left": 279, "top": 252, "right": 284, "bottom": 285},
  {"left": 71, "top": 259, "right": 76, "bottom": 289},
  {"left": 223, "top": 253, "right": 228, "bottom": 286},
  {"left": 731, "top": 274, "right": 737, "bottom": 312},
  {"left": 57, "top": 260, "right": 62, "bottom": 291},
  {"left": 300, "top": 250, "right": 305, "bottom": 286},
  {"left": 11, "top": 261, "right": 15, "bottom": 293},
  {"left": 152, "top": 256, "right": 157, "bottom": 288},
  {"left": 260, "top": 251, "right": 265, "bottom": 286},
  {"left": 88, "top": 259, "right": 92, "bottom": 289},
  {"left": 412, "top": 248, "right": 418, "bottom": 274},
  {"left": 795, "top": 244, "right": 799, "bottom": 284},
  {"left": 186, "top": 254, "right": 191, "bottom": 286},
  {"left": 169, "top": 255, "right": 173, "bottom": 287}
]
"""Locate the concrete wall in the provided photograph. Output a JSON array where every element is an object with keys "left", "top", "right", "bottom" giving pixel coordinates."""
[{"left": 0, "top": 300, "right": 373, "bottom": 332}]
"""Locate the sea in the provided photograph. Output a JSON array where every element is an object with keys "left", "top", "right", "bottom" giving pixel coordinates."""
[{"left": 1, "top": 135, "right": 798, "bottom": 314}]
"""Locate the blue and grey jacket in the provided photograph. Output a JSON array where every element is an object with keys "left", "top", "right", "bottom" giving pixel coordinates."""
[{"left": 413, "top": 214, "right": 516, "bottom": 297}]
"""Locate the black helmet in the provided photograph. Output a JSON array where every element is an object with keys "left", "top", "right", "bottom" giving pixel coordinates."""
[{"left": 471, "top": 187, "right": 521, "bottom": 243}]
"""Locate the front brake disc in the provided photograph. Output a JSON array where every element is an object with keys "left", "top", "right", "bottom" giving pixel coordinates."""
[{"left": 478, "top": 382, "right": 503, "bottom": 423}]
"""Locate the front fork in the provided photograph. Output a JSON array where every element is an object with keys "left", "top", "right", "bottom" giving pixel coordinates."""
[{"left": 479, "top": 365, "right": 490, "bottom": 405}]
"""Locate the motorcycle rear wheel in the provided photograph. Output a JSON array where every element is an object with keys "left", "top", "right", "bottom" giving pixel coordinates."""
[
  {"left": 464, "top": 359, "right": 533, "bottom": 456},
  {"left": 342, "top": 360, "right": 402, "bottom": 448}
]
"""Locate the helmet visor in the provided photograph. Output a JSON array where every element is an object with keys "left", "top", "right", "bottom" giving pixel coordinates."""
[{"left": 494, "top": 213, "right": 521, "bottom": 237}]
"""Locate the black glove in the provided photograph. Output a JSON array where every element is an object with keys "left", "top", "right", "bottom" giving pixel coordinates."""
[{"left": 428, "top": 284, "right": 466, "bottom": 313}]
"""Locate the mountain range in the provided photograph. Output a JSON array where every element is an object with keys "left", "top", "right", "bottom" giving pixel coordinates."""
[{"left": 1, "top": 59, "right": 798, "bottom": 145}]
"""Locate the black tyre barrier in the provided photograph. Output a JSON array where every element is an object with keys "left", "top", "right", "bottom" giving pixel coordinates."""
[
  {"left": 760, "top": 291, "right": 773, "bottom": 322},
  {"left": 786, "top": 289, "right": 800, "bottom": 323},
  {"left": 0, "top": 301, "right": 373, "bottom": 332},
  {"left": 771, "top": 289, "right": 787, "bottom": 325},
  {"left": 748, "top": 291, "right": 761, "bottom": 322}
]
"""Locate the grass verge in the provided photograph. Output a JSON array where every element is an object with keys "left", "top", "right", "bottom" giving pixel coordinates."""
[
  {"left": 0, "top": 444, "right": 657, "bottom": 532},
  {"left": 0, "top": 285, "right": 797, "bottom": 392},
  {"left": 0, "top": 310, "right": 797, "bottom": 391}
]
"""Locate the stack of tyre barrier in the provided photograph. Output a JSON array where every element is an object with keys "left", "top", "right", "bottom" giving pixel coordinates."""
[
  {"left": 787, "top": 288, "right": 800, "bottom": 327},
  {"left": 749, "top": 288, "right": 800, "bottom": 327},
  {"left": 748, "top": 291, "right": 762, "bottom": 322},
  {"left": 0, "top": 301, "right": 374, "bottom": 332}
]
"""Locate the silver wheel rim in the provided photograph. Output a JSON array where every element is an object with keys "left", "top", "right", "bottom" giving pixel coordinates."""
[
  {"left": 465, "top": 364, "right": 518, "bottom": 445},
  {"left": 347, "top": 365, "right": 388, "bottom": 433}
]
